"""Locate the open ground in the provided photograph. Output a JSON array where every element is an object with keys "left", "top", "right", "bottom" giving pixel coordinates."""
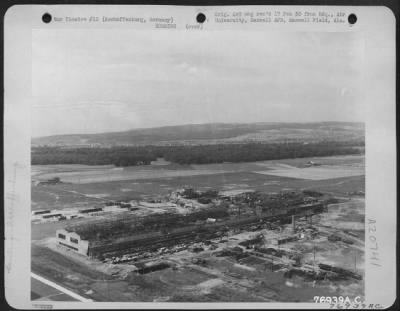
[
  {"left": 33, "top": 155, "right": 364, "bottom": 184},
  {"left": 32, "top": 155, "right": 364, "bottom": 211}
]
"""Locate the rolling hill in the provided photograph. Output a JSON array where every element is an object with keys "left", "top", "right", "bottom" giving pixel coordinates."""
[{"left": 32, "top": 122, "right": 364, "bottom": 147}]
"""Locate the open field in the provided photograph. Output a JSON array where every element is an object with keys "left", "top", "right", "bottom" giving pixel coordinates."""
[
  {"left": 32, "top": 171, "right": 365, "bottom": 212},
  {"left": 31, "top": 245, "right": 141, "bottom": 302},
  {"left": 319, "top": 198, "right": 365, "bottom": 232},
  {"left": 33, "top": 220, "right": 82, "bottom": 240},
  {"left": 34, "top": 165, "right": 217, "bottom": 184},
  {"left": 32, "top": 155, "right": 364, "bottom": 184},
  {"left": 32, "top": 172, "right": 365, "bottom": 212},
  {"left": 31, "top": 164, "right": 116, "bottom": 177},
  {"left": 260, "top": 155, "right": 364, "bottom": 168},
  {"left": 31, "top": 277, "right": 78, "bottom": 301},
  {"left": 31, "top": 155, "right": 364, "bottom": 211},
  {"left": 31, "top": 187, "right": 103, "bottom": 210},
  {"left": 255, "top": 165, "right": 364, "bottom": 180}
]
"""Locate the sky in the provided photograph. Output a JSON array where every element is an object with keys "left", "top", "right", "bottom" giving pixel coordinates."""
[{"left": 32, "top": 29, "right": 365, "bottom": 137}]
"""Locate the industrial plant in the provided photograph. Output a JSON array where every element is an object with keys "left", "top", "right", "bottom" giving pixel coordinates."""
[{"left": 48, "top": 187, "right": 362, "bottom": 283}]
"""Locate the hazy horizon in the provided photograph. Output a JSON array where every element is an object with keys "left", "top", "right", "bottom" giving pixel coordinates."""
[
  {"left": 32, "top": 120, "right": 365, "bottom": 138},
  {"left": 32, "top": 120, "right": 364, "bottom": 139},
  {"left": 32, "top": 30, "right": 365, "bottom": 137}
]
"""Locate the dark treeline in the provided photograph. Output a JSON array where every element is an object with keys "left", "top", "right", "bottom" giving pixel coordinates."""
[
  {"left": 32, "top": 146, "right": 158, "bottom": 166},
  {"left": 32, "top": 140, "right": 364, "bottom": 166}
]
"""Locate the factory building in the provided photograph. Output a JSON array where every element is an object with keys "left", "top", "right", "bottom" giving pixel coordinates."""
[
  {"left": 32, "top": 209, "right": 51, "bottom": 216},
  {"left": 56, "top": 229, "right": 90, "bottom": 256},
  {"left": 56, "top": 207, "right": 231, "bottom": 257},
  {"left": 37, "top": 177, "right": 61, "bottom": 185},
  {"left": 55, "top": 191, "right": 327, "bottom": 258}
]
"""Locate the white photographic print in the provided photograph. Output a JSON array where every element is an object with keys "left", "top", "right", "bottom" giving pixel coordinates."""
[{"left": 4, "top": 5, "right": 396, "bottom": 309}]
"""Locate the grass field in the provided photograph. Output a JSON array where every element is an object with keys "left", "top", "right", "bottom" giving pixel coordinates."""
[
  {"left": 32, "top": 171, "right": 365, "bottom": 211},
  {"left": 259, "top": 155, "right": 364, "bottom": 168},
  {"left": 35, "top": 167, "right": 229, "bottom": 184},
  {"left": 32, "top": 168, "right": 365, "bottom": 212},
  {"left": 31, "top": 154, "right": 364, "bottom": 212},
  {"left": 32, "top": 155, "right": 364, "bottom": 184},
  {"left": 31, "top": 277, "right": 78, "bottom": 302},
  {"left": 31, "top": 187, "right": 103, "bottom": 210},
  {"left": 32, "top": 220, "right": 81, "bottom": 240},
  {"left": 255, "top": 165, "right": 364, "bottom": 180}
]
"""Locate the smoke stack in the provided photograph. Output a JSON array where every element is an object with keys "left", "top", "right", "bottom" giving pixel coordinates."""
[{"left": 292, "top": 215, "right": 295, "bottom": 233}]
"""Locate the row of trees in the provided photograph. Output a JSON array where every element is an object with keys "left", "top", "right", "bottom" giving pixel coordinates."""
[
  {"left": 161, "top": 142, "right": 363, "bottom": 164},
  {"left": 32, "top": 146, "right": 158, "bottom": 166},
  {"left": 32, "top": 140, "right": 364, "bottom": 166}
]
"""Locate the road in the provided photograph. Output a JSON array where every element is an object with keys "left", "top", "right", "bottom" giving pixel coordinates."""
[{"left": 31, "top": 272, "right": 92, "bottom": 302}]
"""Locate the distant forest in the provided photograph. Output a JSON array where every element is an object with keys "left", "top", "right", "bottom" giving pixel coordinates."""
[{"left": 31, "top": 141, "right": 364, "bottom": 166}]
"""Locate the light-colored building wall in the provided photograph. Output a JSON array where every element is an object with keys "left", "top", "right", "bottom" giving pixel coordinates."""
[{"left": 56, "top": 229, "right": 89, "bottom": 256}]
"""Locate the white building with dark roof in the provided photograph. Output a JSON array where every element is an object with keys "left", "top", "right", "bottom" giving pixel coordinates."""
[{"left": 56, "top": 229, "right": 89, "bottom": 256}]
